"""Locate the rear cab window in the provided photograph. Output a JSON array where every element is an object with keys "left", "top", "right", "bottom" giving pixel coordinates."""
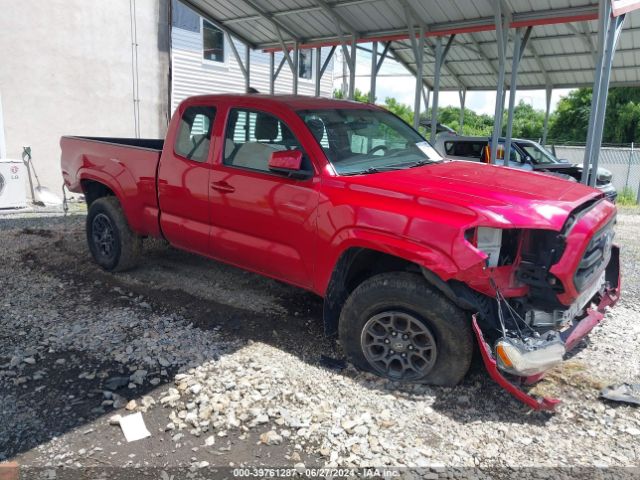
[{"left": 174, "top": 106, "right": 216, "bottom": 162}]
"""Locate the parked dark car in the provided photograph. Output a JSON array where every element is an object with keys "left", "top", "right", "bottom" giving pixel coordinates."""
[{"left": 435, "top": 134, "right": 618, "bottom": 202}]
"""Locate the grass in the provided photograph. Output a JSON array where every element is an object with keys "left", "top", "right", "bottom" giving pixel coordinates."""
[
  {"left": 529, "top": 360, "right": 608, "bottom": 399},
  {"left": 617, "top": 187, "right": 638, "bottom": 206}
]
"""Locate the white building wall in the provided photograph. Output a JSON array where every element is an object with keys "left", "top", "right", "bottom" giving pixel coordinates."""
[
  {"left": 0, "top": 0, "right": 169, "bottom": 194},
  {"left": 171, "top": 22, "right": 334, "bottom": 112}
]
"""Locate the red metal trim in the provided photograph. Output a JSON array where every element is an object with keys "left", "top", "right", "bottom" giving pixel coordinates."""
[
  {"left": 472, "top": 315, "right": 561, "bottom": 411},
  {"left": 262, "top": 13, "right": 600, "bottom": 53},
  {"left": 510, "top": 13, "right": 598, "bottom": 29},
  {"left": 611, "top": 0, "right": 640, "bottom": 16}
]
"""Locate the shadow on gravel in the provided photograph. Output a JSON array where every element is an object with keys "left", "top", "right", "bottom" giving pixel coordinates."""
[{"left": 1, "top": 215, "right": 551, "bottom": 460}]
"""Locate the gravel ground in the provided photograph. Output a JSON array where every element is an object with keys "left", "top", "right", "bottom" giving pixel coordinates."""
[{"left": 0, "top": 204, "right": 639, "bottom": 474}]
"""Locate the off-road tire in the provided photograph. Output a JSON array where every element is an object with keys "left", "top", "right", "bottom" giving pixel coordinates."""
[
  {"left": 339, "top": 272, "right": 473, "bottom": 386},
  {"left": 86, "top": 196, "right": 142, "bottom": 272}
]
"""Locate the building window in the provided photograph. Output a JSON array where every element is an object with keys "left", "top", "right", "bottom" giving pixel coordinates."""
[
  {"left": 203, "top": 20, "right": 224, "bottom": 63},
  {"left": 298, "top": 49, "right": 313, "bottom": 80}
]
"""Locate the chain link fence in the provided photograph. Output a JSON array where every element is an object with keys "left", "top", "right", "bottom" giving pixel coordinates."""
[{"left": 547, "top": 143, "right": 640, "bottom": 204}]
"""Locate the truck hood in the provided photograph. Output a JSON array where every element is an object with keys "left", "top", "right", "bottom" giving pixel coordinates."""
[{"left": 342, "top": 161, "right": 603, "bottom": 231}]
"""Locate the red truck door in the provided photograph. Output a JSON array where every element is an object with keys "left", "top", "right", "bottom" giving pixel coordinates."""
[
  {"left": 208, "top": 108, "right": 320, "bottom": 288},
  {"left": 157, "top": 104, "right": 217, "bottom": 255}
]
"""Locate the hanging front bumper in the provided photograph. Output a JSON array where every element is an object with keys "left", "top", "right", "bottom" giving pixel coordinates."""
[{"left": 473, "top": 245, "right": 621, "bottom": 411}]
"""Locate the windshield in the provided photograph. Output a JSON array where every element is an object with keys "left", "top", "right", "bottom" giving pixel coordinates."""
[
  {"left": 297, "top": 108, "right": 443, "bottom": 175},
  {"left": 519, "top": 142, "right": 558, "bottom": 165}
]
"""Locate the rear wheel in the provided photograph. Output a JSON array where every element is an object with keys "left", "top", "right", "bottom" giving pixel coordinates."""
[
  {"left": 339, "top": 272, "right": 473, "bottom": 386},
  {"left": 86, "top": 196, "right": 141, "bottom": 272}
]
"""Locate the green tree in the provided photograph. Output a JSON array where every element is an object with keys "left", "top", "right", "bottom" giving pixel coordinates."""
[
  {"left": 501, "top": 101, "right": 546, "bottom": 139},
  {"left": 547, "top": 89, "right": 592, "bottom": 142},
  {"left": 382, "top": 97, "right": 414, "bottom": 124},
  {"left": 332, "top": 88, "right": 371, "bottom": 103},
  {"left": 424, "top": 106, "right": 494, "bottom": 136},
  {"left": 548, "top": 87, "right": 640, "bottom": 144}
]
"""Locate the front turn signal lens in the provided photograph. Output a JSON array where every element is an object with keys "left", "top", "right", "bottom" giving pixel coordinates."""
[{"left": 495, "top": 342, "right": 514, "bottom": 368}]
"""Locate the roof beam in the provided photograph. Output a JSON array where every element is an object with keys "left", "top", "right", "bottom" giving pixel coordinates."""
[
  {"left": 566, "top": 21, "right": 597, "bottom": 66},
  {"left": 223, "top": 0, "right": 379, "bottom": 24},
  {"left": 251, "top": 4, "right": 599, "bottom": 50},
  {"left": 315, "top": 0, "right": 358, "bottom": 36},
  {"left": 238, "top": 0, "right": 301, "bottom": 41},
  {"left": 387, "top": 45, "right": 434, "bottom": 90},
  {"left": 464, "top": 33, "right": 499, "bottom": 77},
  {"left": 399, "top": 0, "right": 467, "bottom": 90},
  {"left": 313, "top": 0, "right": 358, "bottom": 70},
  {"left": 396, "top": 46, "right": 639, "bottom": 65}
]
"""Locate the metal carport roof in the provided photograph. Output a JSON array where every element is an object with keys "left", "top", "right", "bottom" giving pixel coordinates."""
[
  {"left": 179, "top": 0, "right": 640, "bottom": 184},
  {"left": 181, "top": 0, "right": 640, "bottom": 91}
]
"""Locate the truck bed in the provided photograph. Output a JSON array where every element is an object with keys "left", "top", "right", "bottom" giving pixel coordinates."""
[
  {"left": 68, "top": 136, "right": 165, "bottom": 151},
  {"left": 60, "top": 135, "right": 163, "bottom": 238}
]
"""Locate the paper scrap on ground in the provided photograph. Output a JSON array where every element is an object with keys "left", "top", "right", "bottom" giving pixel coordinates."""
[
  {"left": 601, "top": 383, "right": 640, "bottom": 406},
  {"left": 119, "top": 412, "right": 151, "bottom": 442}
]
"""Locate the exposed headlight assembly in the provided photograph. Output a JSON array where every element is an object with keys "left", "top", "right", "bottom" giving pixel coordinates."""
[
  {"left": 466, "top": 227, "right": 523, "bottom": 267},
  {"left": 466, "top": 227, "right": 503, "bottom": 267},
  {"left": 495, "top": 332, "right": 566, "bottom": 376}
]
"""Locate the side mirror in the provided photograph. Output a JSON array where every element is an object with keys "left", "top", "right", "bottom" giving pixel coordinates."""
[{"left": 268, "top": 150, "right": 312, "bottom": 179}]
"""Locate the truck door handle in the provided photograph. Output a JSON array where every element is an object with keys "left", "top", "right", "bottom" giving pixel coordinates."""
[{"left": 211, "top": 181, "right": 235, "bottom": 193}]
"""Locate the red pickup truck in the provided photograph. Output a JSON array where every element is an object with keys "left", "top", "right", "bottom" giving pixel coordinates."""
[{"left": 61, "top": 94, "right": 620, "bottom": 409}]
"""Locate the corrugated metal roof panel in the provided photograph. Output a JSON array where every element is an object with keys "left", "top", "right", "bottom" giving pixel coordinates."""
[{"left": 183, "top": 0, "right": 640, "bottom": 90}]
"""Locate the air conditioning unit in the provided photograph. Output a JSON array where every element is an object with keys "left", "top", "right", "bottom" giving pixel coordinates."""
[{"left": 0, "top": 159, "right": 28, "bottom": 209}]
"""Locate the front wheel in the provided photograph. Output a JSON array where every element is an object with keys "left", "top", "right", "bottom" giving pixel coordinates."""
[
  {"left": 339, "top": 272, "right": 473, "bottom": 386},
  {"left": 86, "top": 196, "right": 142, "bottom": 272}
]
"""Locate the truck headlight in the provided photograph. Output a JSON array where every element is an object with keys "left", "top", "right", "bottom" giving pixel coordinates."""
[{"left": 495, "top": 334, "right": 566, "bottom": 376}]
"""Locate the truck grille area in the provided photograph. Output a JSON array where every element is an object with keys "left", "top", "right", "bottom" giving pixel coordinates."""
[
  {"left": 574, "top": 218, "right": 615, "bottom": 292},
  {"left": 517, "top": 230, "right": 567, "bottom": 310}
]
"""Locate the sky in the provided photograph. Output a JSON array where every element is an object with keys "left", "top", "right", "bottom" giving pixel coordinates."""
[{"left": 332, "top": 45, "right": 573, "bottom": 117}]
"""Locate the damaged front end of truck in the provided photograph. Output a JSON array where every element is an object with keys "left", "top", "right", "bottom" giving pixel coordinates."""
[{"left": 451, "top": 197, "right": 621, "bottom": 410}]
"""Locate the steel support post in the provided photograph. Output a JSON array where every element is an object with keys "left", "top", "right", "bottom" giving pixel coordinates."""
[
  {"left": 293, "top": 42, "right": 299, "bottom": 95},
  {"left": 314, "top": 45, "right": 336, "bottom": 97},
  {"left": 244, "top": 44, "right": 250, "bottom": 92},
  {"left": 348, "top": 37, "right": 356, "bottom": 99},
  {"left": 269, "top": 52, "right": 275, "bottom": 94},
  {"left": 430, "top": 37, "right": 443, "bottom": 141},
  {"left": 458, "top": 87, "right": 466, "bottom": 134},
  {"left": 227, "top": 34, "right": 249, "bottom": 93},
  {"left": 490, "top": 1, "right": 509, "bottom": 164},
  {"left": 423, "top": 87, "right": 430, "bottom": 117},
  {"left": 583, "top": 0, "right": 626, "bottom": 186},
  {"left": 505, "top": 27, "right": 530, "bottom": 160},
  {"left": 315, "top": 47, "right": 322, "bottom": 96},
  {"left": 415, "top": 28, "right": 425, "bottom": 130},
  {"left": 370, "top": 41, "right": 378, "bottom": 103},
  {"left": 542, "top": 83, "right": 552, "bottom": 144},
  {"left": 404, "top": 4, "right": 424, "bottom": 129},
  {"left": 583, "top": 0, "right": 609, "bottom": 184}
]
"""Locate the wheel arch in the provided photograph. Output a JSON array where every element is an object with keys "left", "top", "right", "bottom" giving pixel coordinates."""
[
  {"left": 81, "top": 178, "right": 117, "bottom": 207},
  {"left": 322, "top": 245, "right": 469, "bottom": 336}
]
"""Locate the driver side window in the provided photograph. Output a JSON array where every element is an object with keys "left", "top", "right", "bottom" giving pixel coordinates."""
[{"left": 223, "top": 109, "right": 311, "bottom": 173}]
